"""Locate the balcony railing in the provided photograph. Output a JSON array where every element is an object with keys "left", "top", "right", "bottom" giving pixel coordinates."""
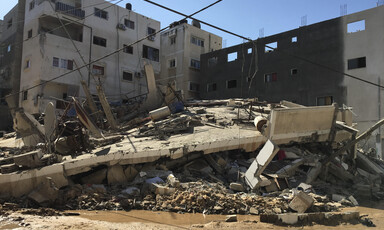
[{"left": 55, "top": 1, "right": 85, "bottom": 19}]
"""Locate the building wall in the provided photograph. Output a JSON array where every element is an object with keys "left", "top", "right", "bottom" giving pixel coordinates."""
[
  {"left": 20, "top": 0, "right": 161, "bottom": 114},
  {"left": 160, "top": 22, "right": 222, "bottom": 100}
]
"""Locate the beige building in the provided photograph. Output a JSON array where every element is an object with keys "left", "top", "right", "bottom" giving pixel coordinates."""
[
  {"left": 159, "top": 20, "right": 222, "bottom": 100},
  {"left": 20, "top": 0, "right": 160, "bottom": 114}
]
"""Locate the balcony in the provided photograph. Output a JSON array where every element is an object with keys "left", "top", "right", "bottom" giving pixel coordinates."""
[{"left": 55, "top": 1, "right": 85, "bottom": 19}]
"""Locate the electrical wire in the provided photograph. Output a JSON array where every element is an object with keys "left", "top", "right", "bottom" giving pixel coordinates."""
[{"left": 143, "top": 0, "right": 384, "bottom": 89}]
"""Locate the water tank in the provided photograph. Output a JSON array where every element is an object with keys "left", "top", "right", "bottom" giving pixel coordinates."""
[
  {"left": 126, "top": 3, "right": 132, "bottom": 10},
  {"left": 192, "top": 19, "right": 201, "bottom": 28}
]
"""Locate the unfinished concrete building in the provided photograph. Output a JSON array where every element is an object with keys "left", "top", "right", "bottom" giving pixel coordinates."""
[
  {"left": 200, "top": 5, "right": 384, "bottom": 157},
  {"left": 19, "top": 0, "right": 160, "bottom": 115},
  {"left": 159, "top": 20, "right": 222, "bottom": 100},
  {"left": 0, "top": 1, "right": 26, "bottom": 130}
]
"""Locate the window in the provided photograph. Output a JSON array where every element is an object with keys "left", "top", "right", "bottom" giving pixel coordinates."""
[
  {"left": 25, "top": 60, "right": 31, "bottom": 69},
  {"left": 227, "top": 80, "right": 237, "bottom": 89},
  {"left": 189, "top": 82, "right": 200, "bottom": 92},
  {"left": 208, "top": 57, "right": 218, "bottom": 67},
  {"left": 142, "top": 45, "right": 159, "bottom": 62},
  {"left": 169, "top": 59, "right": 176, "bottom": 68},
  {"left": 123, "top": 45, "right": 133, "bottom": 54},
  {"left": 191, "top": 36, "right": 204, "bottom": 47},
  {"left": 228, "top": 52, "right": 237, "bottom": 62},
  {"left": 124, "top": 19, "right": 135, "bottom": 29},
  {"left": 7, "top": 19, "right": 12, "bottom": 29},
  {"left": 147, "top": 27, "right": 156, "bottom": 41},
  {"left": 29, "top": 0, "right": 35, "bottom": 11},
  {"left": 28, "top": 29, "right": 33, "bottom": 39},
  {"left": 170, "top": 36, "right": 176, "bottom": 45},
  {"left": 348, "top": 57, "right": 366, "bottom": 70},
  {"left": 248, "top": 48, "right": 252, "bottom": 54},
  {"left": 292, "top": 36, "right": 297, "bottom": 42},
  {"left": 23, "top": 91, "right": 28, "bottom": 101},
  {"left": 53, "top": 57, "right": 59, "bottom": 67},
  {"left": 264, "top": 73, "right": 277, "bottom": 82},
  {"left": 207, "top": 83, "right": 217, "bottom": 92},
  {"left": 291, "top": 68, "right": 298, "bottom": 75},
  {"left": 123, "top": 71, "right": 133, "bottom": 81},
  {"left": 92, "top": 65, "right": 105, "bottom": 76},
  {"left": 265, "top": 42, "right": 277, "bottom": 53},
  {"left": 7, "top": 45, "right": 11, "bottom": 53},
  {"left": 53, "top": 57, "right": 73, "bottom": 70},
  {"left": 190, "top": 59, "right": 200, "bottom": 69},
  {"left": 317, "top": 96, "right": 333, "bottom": 106},
  {"left": 94, "top": 8, "right": 108, "bottom": 20},
  {"left": 93, "top": 36, "right": 107, "bottom": 47},
  {"left": 347, "top": 20, "right": 365, "bottom": 33}
]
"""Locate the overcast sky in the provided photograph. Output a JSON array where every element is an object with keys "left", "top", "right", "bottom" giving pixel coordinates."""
[{"left": 0, "top": 0, "right": 380, "bottom": 47}]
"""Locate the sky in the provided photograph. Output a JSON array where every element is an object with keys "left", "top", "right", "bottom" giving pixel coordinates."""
[{"left": 0, "top": 0, "right": 381, "bottom": 47}]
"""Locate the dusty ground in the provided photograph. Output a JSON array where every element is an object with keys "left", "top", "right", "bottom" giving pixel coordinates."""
[{"left": 0, "top": 201, "right": 383, "bottom": 230}]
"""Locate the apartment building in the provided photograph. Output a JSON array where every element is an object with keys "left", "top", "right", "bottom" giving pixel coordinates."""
[
  {"left": 159, "top": 20, "right": 222, "bottom": 100},
  {"left": 200, "top": 5, "right": 384, "bottom": 157},
  {"left": 19, "top": 0, "right": 160, "bottom": 114}
]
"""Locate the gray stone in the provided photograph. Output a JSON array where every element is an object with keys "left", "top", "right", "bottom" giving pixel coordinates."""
[
  {"left": 229, "top": 182, "right": 244, "bottom": 192},
  {"left": 249, "top": 207, "right": 259, "bottom": 215}
]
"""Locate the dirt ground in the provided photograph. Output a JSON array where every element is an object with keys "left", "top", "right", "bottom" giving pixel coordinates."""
[{"left": 0, "top": 200, "right": 383, "bottom": 230}]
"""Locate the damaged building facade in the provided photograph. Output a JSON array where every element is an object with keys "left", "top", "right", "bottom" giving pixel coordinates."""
[
  {"left": 159, "top": 20, "right": 222, "bottom": 100},
  {"left": 200, "top": 5, "right": 384, "bottom": 157},
  {"left": 19, "top": 0, "right": 160, "bottom": 115}
]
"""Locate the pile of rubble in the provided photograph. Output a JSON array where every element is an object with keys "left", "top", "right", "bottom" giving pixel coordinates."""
[{"left": 0, "top": 95, "right": 383, "bottom": 227}]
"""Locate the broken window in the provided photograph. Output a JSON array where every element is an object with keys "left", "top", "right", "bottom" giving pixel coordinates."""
[
  {"left": 265, "top": 42, "right": 277, "bottom": 53},
  {"left": 227, "top": 80, "right": 237, "bottom": 89},
  {"left": 191, "top": 36, "right": 204, "bottom": 47},
  {"left": 93, "top": 36, "right": 107, "bottom": 47},
  {"left": 92, "top": 65, "right": 105, "bottom": 76},
  {"left": 7, "top": 45, "right": 11, "bottom": 53},
  {"left": 169, "top": 59, "right": 176, "bottom": 68},
  {"left": 292, "top": 36, "right": 297, "bottom": 42},
  {"left": 291, "top": 68, "right": 298, "bottom": 75},
  {"left": 23, "top": 91, "right": 28, "bottom": 101},
  {"left": 190, "top": 59, "right": 200, "bottom": 69},
  {"left": 316, "top": 96, "right": 333, "bottom": 106},
  {"left": 347, "top": 20, "right": 365, "bottom": 33},
  {"left": 228, "top": 52, "right": 237, "bottom": 62},
  {"left": 248, "top": 48, "right": 252, "bottom": 54},
  {"left": 264, "top": 73, "right": 277, "bottom": 82},
  {"left": 123, "top": 71, "right": 133, "bottom": 81},
  {"left": 94, "top": 8, "right": 108, "bottom": 20},
  {"left": 208, "top": 57, "right": 218, "bottom": 67},
  {"left": 123, "top": 45, "right": 133, "bottom": 54},
  {"left": 348, "top": 57, "right": 366, "bottom": 70},
  {"left": 28, "top": 29, "right": 33, "bottom": 39},
  {"left": 147, "top": 27, "right": 156, "bottom": 41},
  {"left": 7, "top": 19, "right": 12, "bottom": 29},
  {"left": 170, "top": 36, "right": 176, "bottom": 45},
  {"left": 29, "top": 0, "right": 35, "bottom": 11},
  {"left": 124, "top": 19, "right": 135, "bottom": 29},
  {"left": 25, "top": 60, "right": 31, "bottom": 69},
  {"left": 142, "top": 45, "right": 159, "bottom": 62},
  {"left": 189, "top": 82, "right": 200, "bottom": 92},
  {"left": 207, "top": 83, "right": 217, "bottom": 92}
]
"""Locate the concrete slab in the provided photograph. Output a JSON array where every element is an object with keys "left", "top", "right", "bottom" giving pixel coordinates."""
[{"left": 289, "top": 191, "right": 314, "bottom": 213}]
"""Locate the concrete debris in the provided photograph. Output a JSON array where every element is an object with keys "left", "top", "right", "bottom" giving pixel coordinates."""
[
  {"left": 225, "top": 215, "right": 238, "bottom": 222},
  {"left": 0, "top": 99, "right": 383, "bottom": 226}
]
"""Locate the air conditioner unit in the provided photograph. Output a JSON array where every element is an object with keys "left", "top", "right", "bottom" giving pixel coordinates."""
[
  {"left": 168, "top": 29, "right": 176, "bottom": 37},
  {"left": 117, "top": 23, "right": 126, "bottom": 31},
  {"left": 135, "top": 72, "right": 141, "bottom": 78}
]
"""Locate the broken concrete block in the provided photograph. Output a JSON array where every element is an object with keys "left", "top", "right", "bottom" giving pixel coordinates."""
[
  {"left": 305, "top": 162, "right": 322, "bottom": 184},
  {"left": 332, "top": 194, "right": 346, "bottom": 202},
  {"left": 276, "top": 159, "right": 304, "bottom": 176},
  {"left": 297, "top": 183, "right": 312, "bottom": 192},
  {"left": 107, "top": 165, "right": 127, "bottom": 185},
  {"left": 13, "top": 150, "right": 43, "bottom": 168},
  {"left": 167, "top": 174, "right": 180, "bottom": 187},
  {"left": 348, "top": 195, "right": 359, "bottom": 206},
  {"left": 356, "top": 152, "right": 384, "bottom": 175},
  {"left": 124, "top": 166, "right": 138, "bottom": 182},
  {"left": 152, "top": 184, "right": 176, "bottom": 195},
  {"left": 328, "top": 162, "right": 354, "bottom": 181},
  {"left": 289, "top": 191, "right": 314, "bottom": 213},
  {"left": 249, "top": 207, "right": 259, "bottom": 215},
  {"left": 225, "top": 215, "right": 237, "bottom": 222},
  {"left": 278, "top": 213, "right": 299, "bottom": 225},
  {"left": 28, "top": 177, "right": 59, "bottom": 205},
  {"left": 1, "top": 163, "right": 19, "bottom": 174},
  {"left": 245, "top": 140, "right": 279, "bottom": 189},
  {"left": 229, "top": 182, "right": 244, "bottom": 192},
  {"left": 80, "top": 168, "right": 107, "bottom": 185}
]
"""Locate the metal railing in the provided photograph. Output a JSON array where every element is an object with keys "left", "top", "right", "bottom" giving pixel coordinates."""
[{"left": 55, "top": 1, "right": 85, "bottom": 19}]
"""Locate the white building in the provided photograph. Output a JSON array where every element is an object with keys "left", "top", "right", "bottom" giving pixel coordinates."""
[
  {"left": 20, "top": 0, "right": 161, "bottom": 114},
  {"left": 159, "top": 20, "right": 222, "bottom": 100}
]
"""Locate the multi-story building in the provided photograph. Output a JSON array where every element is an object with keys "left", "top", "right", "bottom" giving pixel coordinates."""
[
  {"left": 0, "top": 1, "right": 25, "bottom": 130},
  {"left": 159, "top": 20, "right": 222, "bottom": 100},
  {"left": 200, "top": 5, "right": 384, "bottom": 157},
  {"left": 20, "top": 0, "right": 160, "bottom": 114}
]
